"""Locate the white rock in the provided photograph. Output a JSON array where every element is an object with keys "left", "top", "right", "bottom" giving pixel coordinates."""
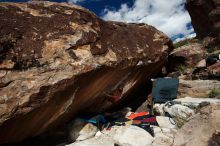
[
  {"left": 76, "top": 123, "right": 99, "bottom": 141},
  {"left": 66, "top": 137, "right": 115, "bottom": 146},
  {"left": 154, "top": 104, "right": 165, "bottom": 116},
  {"left": 151, "top": 132, "right": 174, "bottom": 146},
  {"left": 164, "top": 104, "right": 195, "bottom": 121},
  {"left": 156, "top": 116, "right": 176, "bottom": 129},
  {"left": 95, "top": 131, "right": 102, "bottom": 137},
  {"left": 161, "top": 128, "right": 171, "bottom": 133},
  {"left": 68, "top": 119, "right": 99, "bottom": 141},
  {"left": 196, "top": 59, "right": 206, "bottom": 68},
  {"left": 113, "top": 125, "right": 153, "bottom": 146},
  {"left": 161, "top": 128, "right": 176, "bottom": 139},
  {"left": 151, "top": 126, "right": 175, "bottom": 146},
  {"left": 151, "top": 125, "right": 162, "bottom": 136},
  {"left": 175, "top": 97, "right": 220, "bottom": 106}
]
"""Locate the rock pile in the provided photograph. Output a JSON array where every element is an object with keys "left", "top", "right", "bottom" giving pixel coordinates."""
[{"left": 65, "top": 97, "right": 220, "bottom": 146}]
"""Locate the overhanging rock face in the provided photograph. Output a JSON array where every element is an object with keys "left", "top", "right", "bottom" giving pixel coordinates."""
[
  {"left": 0, "top": 1, "right": 173, "bottom": 143},
  {"left": 186, "top": 0, "right": 220, "bottom": 42}
]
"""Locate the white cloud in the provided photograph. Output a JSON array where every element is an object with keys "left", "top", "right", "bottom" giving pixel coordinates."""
[
  {"left": 68, "top": 0, "right": 85, "bottom": 4},
  {"left": 174, "top": 33, "right": 196, "bottom": 42},
  {"left": 102, "top": 0, "right": 195, "bottom": 39}
]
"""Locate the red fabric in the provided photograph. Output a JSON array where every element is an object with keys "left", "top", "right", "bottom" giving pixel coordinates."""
[
  {"left": 132, "top": 117, "right": 156, "bottom": 124},
  {"left": 142, "top": 117, "right": 157, "bottom": 123},
  {"left": 128, "top": 112, "right": 149, "bottom": 119},
  {"left": 106, "top": 127, "right": 112, "bottom": 131},
  {"left": 133, "top": 120, "right": 142, "bottom": 124}
]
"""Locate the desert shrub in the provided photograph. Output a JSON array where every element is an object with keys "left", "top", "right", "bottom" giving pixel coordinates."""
[
  {"left": 208, "top": 88, "right": 220, "bottom": 99},
  {"left": 175, "top": 64, "right": 187, "bottom": 74},
  {"left": 173, "top": 38, "right": 199, "bottom": 48}
]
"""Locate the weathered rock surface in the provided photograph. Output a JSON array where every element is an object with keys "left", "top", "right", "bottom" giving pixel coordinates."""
[
  {"left": 175, "top": 96, "right": 220, "bottom": 105},
  {"left": 156, "top": 116, "right": 176, "bottom": 129},
  {"left": 154, "top": 97, "right": 220, "bottom": 128},
  {"left": 0, "top": 1, "right": 172, "bottom": 143},
  {"left": 186, "top": 0, "right": 220, "bottom": 44},
  {"left": 68, "top": 119, "right": 99, "bottom": 141},
  {"left": 178, "top": 79, "right": 220, "bottom": 98},
  {"left": 173, "top": 104, "right": 220, "bottom": 146},
  {"left": 113, "top": 125, "right": 153, "bottom": 146},
  {"left": 196, "top": 59, "right": 206, "bottom": 68},
  {"left": 68, "top": 125, "right": 153, "bottom": 146},
  {"left": 208, "top": 61, "right": 220, "bottom": 76},
  {"left": 67, "top": 137, "right": 115, "bottom": 146},
  {"left": 168, "top": 43, "right": 206, "bottom": 71},
  {"left": 151, "top": 125, "right": 176, "bottom": 146},
  {"left": 154, "top": 102, "right": 195, "bottom": 128},
  {"left": 67, "top": 126, "right": 119, "bottom": 146}
]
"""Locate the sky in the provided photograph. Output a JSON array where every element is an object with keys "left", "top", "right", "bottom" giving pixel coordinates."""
[{"left": 0, "top": 0, "right": 196, "bottom": 41}]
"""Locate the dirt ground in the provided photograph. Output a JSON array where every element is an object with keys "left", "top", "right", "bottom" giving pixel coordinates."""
[{"left": 173, "top": 104, "right": 220, "bottom": 146}]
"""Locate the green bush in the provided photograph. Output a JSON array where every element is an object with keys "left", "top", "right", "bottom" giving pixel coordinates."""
[
  {"left": 175, "top": 64, "right": 187, "bottom": 74},
  {"left": 173, "top": 38, "right": 199, "bottom": 49},
  {"left": 208, "top": 88, "right": 220, "bottom": 99}
]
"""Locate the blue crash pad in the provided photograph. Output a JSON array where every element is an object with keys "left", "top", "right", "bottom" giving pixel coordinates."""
[{"left": 152, "top": 78, "right": 179, "bottom": 103}]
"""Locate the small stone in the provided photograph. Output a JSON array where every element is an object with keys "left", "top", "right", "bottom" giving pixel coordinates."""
[
  {"left": 95, "top": 131, "right": 102, "bottom": 137},
  {"left": 154, "top": 104, "right": 165, "bottom": 116},
  {"left": 151, "top": 132, "right": 174, "bottom": 146},
  {"left": 196, "top": 59, "right": 206, "bottom": 68},
  {"left": 0, "top": 71, "right": 6, "bottom": 78}
]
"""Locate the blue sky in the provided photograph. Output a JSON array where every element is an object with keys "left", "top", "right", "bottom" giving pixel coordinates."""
[{"left": 0, "top": 0, "right": 196, "bottom": 41}]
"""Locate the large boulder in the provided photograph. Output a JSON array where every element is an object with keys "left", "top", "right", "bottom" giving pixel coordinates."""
[
  {"left": 186, "top": 0, "right": 220, "bottom": 44},
  {"left": 113, "top": 125, "right": 153, "bottom": 146},
  {"left": 0, "top": 1, "right": 172, "bottom": 143},
  {"left": 154, "top": 103, "right": 195, "bottom": 128},
  {"left": 168, "top": 43, "right": 207, "bottom": 71},
  {"left": 208, "top": 61, "right": 220, "bottom": 76}
]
